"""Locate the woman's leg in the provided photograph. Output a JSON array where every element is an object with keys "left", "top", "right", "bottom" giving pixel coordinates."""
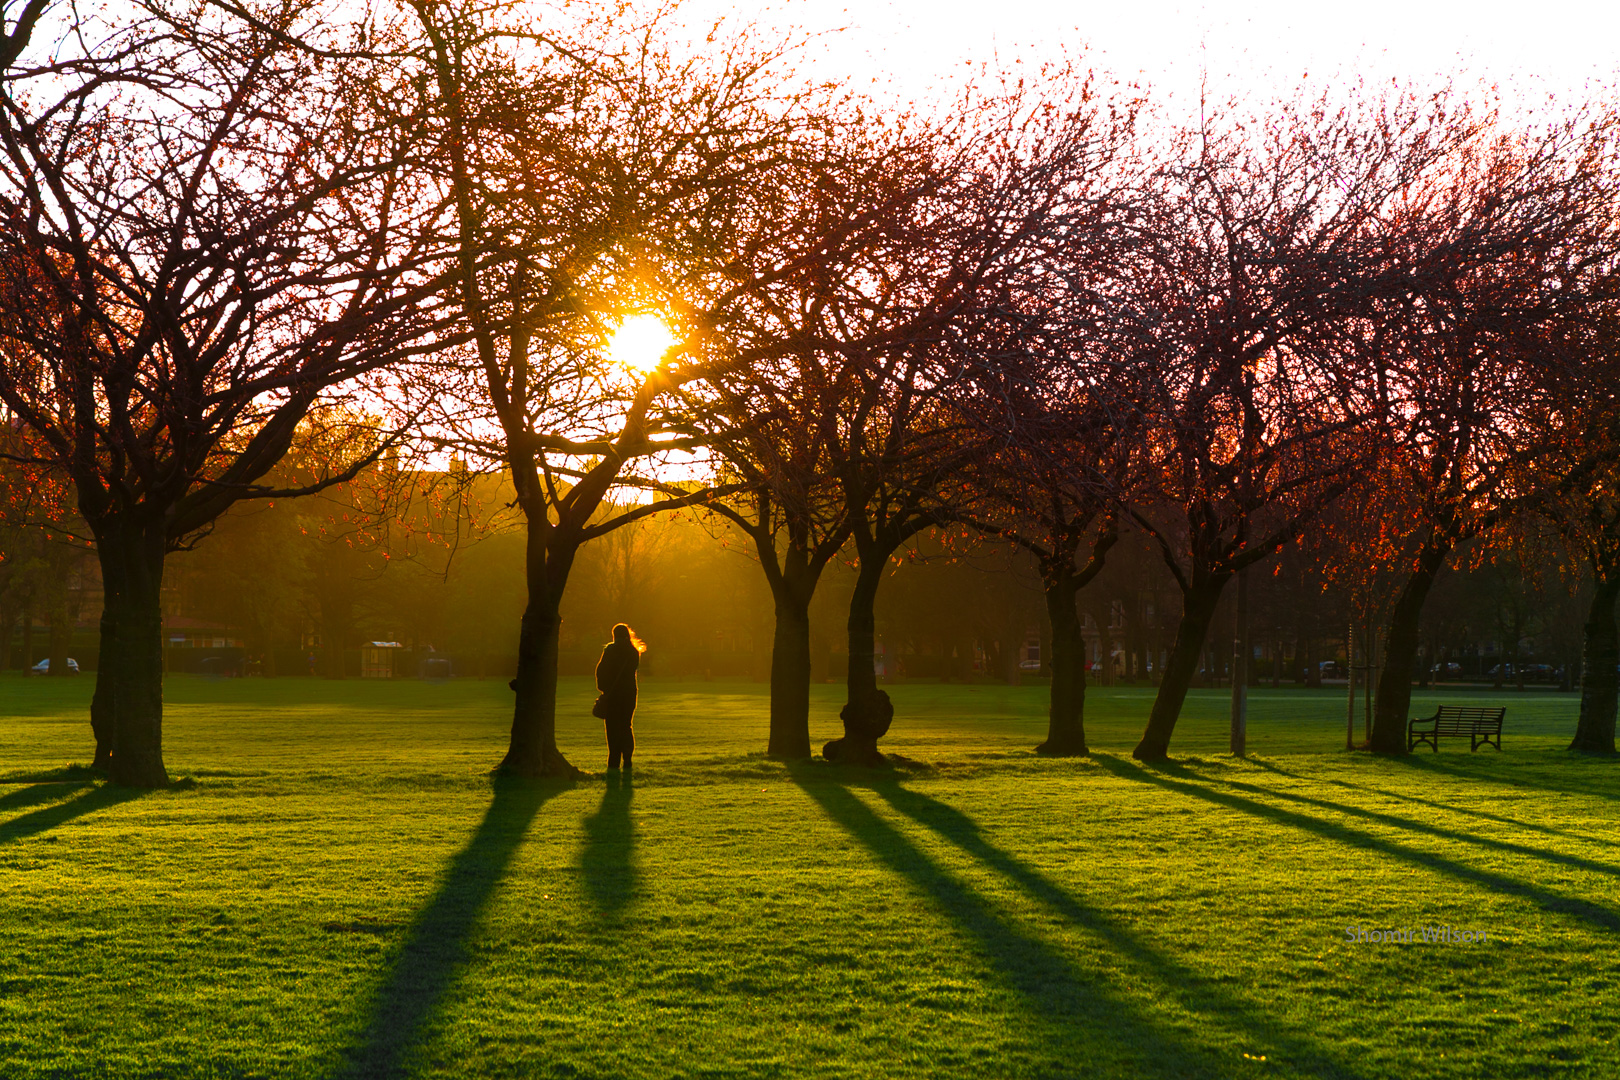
[{"left": 606, "top": 722, "right": 622, "bottom": 769}]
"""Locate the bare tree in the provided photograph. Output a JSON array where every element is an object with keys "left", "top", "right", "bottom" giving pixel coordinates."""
[
  {"left": 700, "top": 396, "right": 854, "bottom": 758},
  {"left": 962, "top": 407, "right": 1136, "bottom": 755},
  {"left": 0, "top": 1, "right": 458, "bottom": 784},
  {"left": 1520, "top": 273, "right": 1620, "bottom": 754},
  {"left": 1120, "top": 97, "right": 1433, "bottom": 761},
  {"left": 716, "top": 77, "right": 1134, "bottom": 765},
  {"left": 1364, "top": 112, "right": 1620, "bottom": 753},
  {"left": 407, "top": 0, "right": 803, "bottom": 776},
  {"left": 949, "top": 99, "right": 1148, "bottom": 754},
  {"left": 690, "top": 109, "right": 962, "bottom": 760}
]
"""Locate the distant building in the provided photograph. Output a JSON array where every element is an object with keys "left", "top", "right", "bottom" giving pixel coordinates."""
[{"left": 164, "top": 616, "right": 244, "bottom": 650}]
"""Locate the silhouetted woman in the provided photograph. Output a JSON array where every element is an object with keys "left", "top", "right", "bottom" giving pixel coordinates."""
[{"left": 596, "top": 623, "right": 644, "bottom": 770}]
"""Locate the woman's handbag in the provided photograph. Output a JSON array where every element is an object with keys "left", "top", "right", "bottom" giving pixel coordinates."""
[{"left": 591, "top": 693, "right": 610, "bottom": 719}]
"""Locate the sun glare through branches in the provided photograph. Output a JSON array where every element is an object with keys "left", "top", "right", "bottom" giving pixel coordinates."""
[{"left": 607, "top": 314, "right": 679, "bottom": 375}]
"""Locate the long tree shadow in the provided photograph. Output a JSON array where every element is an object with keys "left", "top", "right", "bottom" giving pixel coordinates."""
[
  {"left": 863, "top": 777, "right": 1373, "bottom": 1080},
  {"left": 1094, "top": 756, "right": 1620, "bottom": 934},
  {"left": 1400, "top": 752, "right": 1620, "bottom": 803},
  {"left": 579, "top": 774, "right": 637, "bottom": 918},
  {"left": 1243, "top": 759, "right": 1607, "bottom": 845},
  {"left": 788, "top": 766, "right": 1303, "bottom": 1080},
  {"left": 338, "top": 777, "right": 562, "bottom": 1080},
  {"left": 0, "top": 782, "right": 146, "bottom": 843},
  {"left": 0, "top": 764, "right": 101, "bottom": 786},
  {"left": 1206, "top": 771, "right": 1620, "bottom": 879},
  {"left": 0, "top": 780, "right": 94, "bottom": 813}
]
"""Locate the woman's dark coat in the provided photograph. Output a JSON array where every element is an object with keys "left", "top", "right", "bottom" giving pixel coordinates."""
[{"left": 595, "top": 640, "right": 640, "bottom": 720}]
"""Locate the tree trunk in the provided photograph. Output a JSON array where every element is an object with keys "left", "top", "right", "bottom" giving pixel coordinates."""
[
  {"left": 1038, "top": 614, "right": 1054, "bottom": 685},
  {"left": 499, "top": 524, "right": 579, "bottom": 778},
  {"left": 751, "top": 521, "right": 834, "bottom": 760},
  {"left": 846, "top": 558, "right": 881, "bottom": 701},
  {"left": 501, "top": 602, "right": 573, "bottom": 775},
  {"left": 90, "top": 604, "right": 116, "bottom": 770},
  {"left": 1134, "top": 574, "right": 1229, "bottom": 761},
  {"left": 1037, "top": 575, "right": 1087, "bottom": 755},
  {"left": 94, "top": 517, "right": 170, "bottom": 788},
  {"left": 825, "top": 554, "right": 891, "bottom": 764},
  {"left": 768, "top": 597, "right": 813, "bottom": 758},
  {"left": 1570, "top": 575, "right": 1619, "bottom": 755},
  {"left": 1370, "top": 539, "right": 1450, "bottom": 754}
]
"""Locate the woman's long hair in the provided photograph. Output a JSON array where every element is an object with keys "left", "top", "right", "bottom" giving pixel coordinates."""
[{"left": 611, "top": 623, "right": 646, "bottom": 653}]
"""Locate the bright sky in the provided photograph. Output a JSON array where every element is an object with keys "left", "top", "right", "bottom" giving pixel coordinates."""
[
  {"left": 42, "top": 1, "right": 1614, "bottom": 117},
  {"left": 681, "top": 0, "right": 1617, "bottom": 117}
]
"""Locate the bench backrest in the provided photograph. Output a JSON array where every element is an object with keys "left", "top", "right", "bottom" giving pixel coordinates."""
[{"left": 1433, "top": 705, "right": 1505, "bottom": 731}]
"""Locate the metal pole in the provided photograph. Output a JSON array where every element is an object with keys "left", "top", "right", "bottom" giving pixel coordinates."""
[
  {"left": 1346, "top": 619, "right": 1356, "bottom": 750},
  {"left": 1363, "top": 614, "right": 1375, "bottom": 744},
  {"left": 1231, "top": 567, "right": 1249, "bottom": 757}
]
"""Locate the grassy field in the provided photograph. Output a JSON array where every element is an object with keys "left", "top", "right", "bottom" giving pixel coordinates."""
[{"left": 1, "top": 673, "right": 1616, "bottom": 1079}]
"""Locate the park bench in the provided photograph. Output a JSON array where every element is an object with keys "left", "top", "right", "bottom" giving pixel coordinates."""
[{"left": 1407, "top": 705, "right": 1505, "bottom": 752}]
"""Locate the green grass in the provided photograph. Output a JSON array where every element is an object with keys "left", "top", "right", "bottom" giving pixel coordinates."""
[{"left": 1, "top": 673, "right": 1616, "bottom": 1078}]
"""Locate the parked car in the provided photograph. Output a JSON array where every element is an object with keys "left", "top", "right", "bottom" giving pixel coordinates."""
[
  {"left": 1489, "top": 662, "right": 1557, "bottom": 683},
  {"left": 197, "top": 655, "right": 243, "bottom": 677},
  {"left": 1430, "top": 662, "right": 1462, "bottom": 680},
  {"left": 1317, "top": 660, "right": 1345, "bottom": 679},
  {"left": 30, "top": 657, "right": 80, "bottom": 675}
]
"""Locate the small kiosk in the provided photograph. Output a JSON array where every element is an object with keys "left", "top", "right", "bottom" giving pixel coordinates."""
[{"left": 361, "top": 641, "right": 405, "bottom": 679}]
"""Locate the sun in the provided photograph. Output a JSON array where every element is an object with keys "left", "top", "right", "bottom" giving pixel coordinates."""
[{"left": 607, "top": 314, "right": 678, "bottom": 375}]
